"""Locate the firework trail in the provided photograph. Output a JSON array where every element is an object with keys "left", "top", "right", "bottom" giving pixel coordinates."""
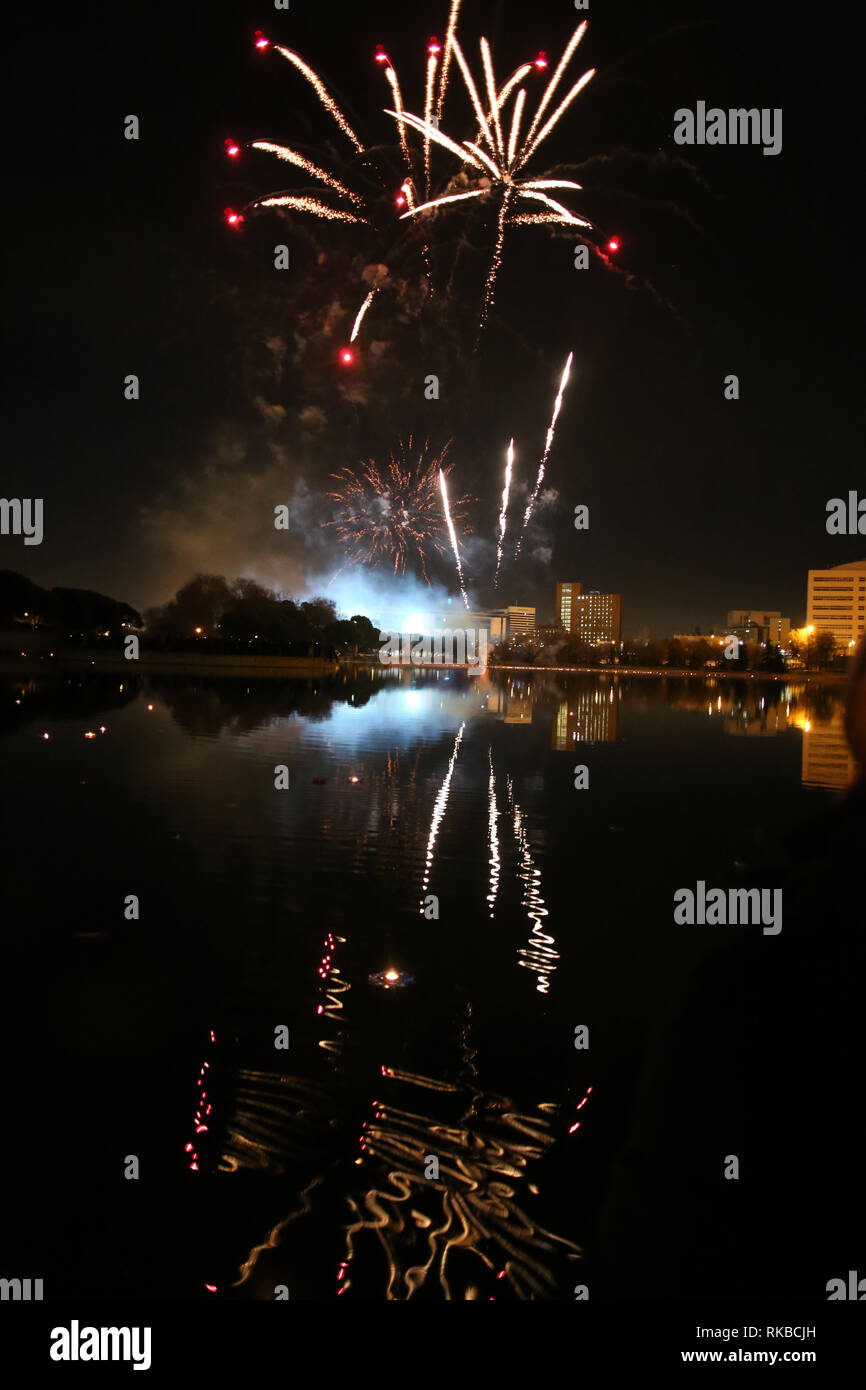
[
  {"left": 327, "top": 439, "right": 472, "bottom": 584},
  {"left": 439, "top": 469, "right": 470, "bottom": 608},
  {"left": 271, "top": 44, "right": 364, "bottom": 151},
  {"left": 435, "top": 0, "right": 463, "bottom": 119},
  {"left": 389, "top": 23, "right": 595, "bottom": 326},
  {"left": 493, "top": 438, "right": 514, "bottom": 588},
  {"left": 350, "top": 288, "right": 378, "bottom": 341},
  {"left": 517, "top": 351, "right": 573, "bottom": 554}
]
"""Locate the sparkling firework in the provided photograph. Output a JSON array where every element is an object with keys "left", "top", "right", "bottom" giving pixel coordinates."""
[
  {"left": 388, "top": 22, "right": 596, "bottom": 327},
  {"left": 493, "top": 437, "right": 514, "bottom": 588},
  {"left": 227, "top": 12, "right": 468, "bottom": 346},
  {"left": 327, "top": 439, "right": 472, "bottom": 585},
  {"left": 439, "top": 469, "right": 470, "bottom": 608},
  {"left": 517, "top": 350, "right": 573, "bottom": 553}
]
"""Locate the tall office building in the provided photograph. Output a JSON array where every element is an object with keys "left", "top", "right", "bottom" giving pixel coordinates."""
[
  {"left": 556, "top": 581, "right": 583, "bottom": 631},
  {"left": 806, "top": 559, "right": 866, "bottom": 649},
  {"left": 557, "top": 582, "right": 621, "bottom": 643}
]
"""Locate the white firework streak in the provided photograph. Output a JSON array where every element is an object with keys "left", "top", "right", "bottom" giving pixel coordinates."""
[
  {"left": 273, "top": 46, "right": 364, "bottom": 152},
  {"left": 424, "top": 51, "right": 438, "bottom": 196},
  {"left": 249, "top": 142, "right": 363, "bottom": 206},
  {"left": 521, "top": 21, "right": 588, "bottom": 154},
  {"left": 493, "top": 437, "right": 514, "bottom": 588},
  {"left": 384, "top": 62, "right": 413, "bottom": 175},
  {"left": 517, "top": 351, "right": 574, "bottom": 552},
  {"left": 487, "top": 747, "right": 501, "bottom": 917},
  {"left": 435, "top": 0, "right": 463, "bottom": 119},
  {"left": 439, "top": 470, "right": 469, "bottom": 608},
  {"left": 254, "top": 195, "right": 365, "bottom": 224},
  {"left": 420, "top": 722, "right": 466, "bottom": 907},
  {"left": 350, "top": 288, "right": 378, "bottom": 342}
]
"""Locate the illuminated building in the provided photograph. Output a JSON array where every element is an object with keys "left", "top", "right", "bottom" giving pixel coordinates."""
[
  {"left": 806, "top": 559, "right": 866, "bottom": 649},
  {"left": 726, "top": 610, "right": 791, "bottom": 647},
  {"left": 556, "top": 581, "right": 583, "bottom": 631},
  {"left": 428, "top": 607, "right": 534, "bottom": 645},
  {"left": 502, "top": 605, "right": 536, "bottom": 640},
  {"left": 564, "top": 591, "right": 622, "bottom": 644}
]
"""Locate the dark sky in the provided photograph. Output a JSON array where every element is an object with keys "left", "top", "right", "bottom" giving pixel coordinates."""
[{"left": 3, "top": 0, "right": 864, "bottom": 633}]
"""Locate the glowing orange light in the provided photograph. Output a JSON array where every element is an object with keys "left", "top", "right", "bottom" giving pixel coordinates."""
[
  {"left": 385, "top": 970, "right": 399, "bottom": 982},
  {"left": 348, "top": 774, "right": 360, "bottom": 782},
  {"left": 42, "top": 732, "right": 50, "bottom": 740}
]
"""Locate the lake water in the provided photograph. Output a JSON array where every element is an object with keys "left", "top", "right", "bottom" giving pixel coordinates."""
[{"left": 0, "top": 666, "right": 851, "bottom": 1299}]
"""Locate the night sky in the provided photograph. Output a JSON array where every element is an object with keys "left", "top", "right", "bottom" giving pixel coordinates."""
[{"left": 3, "top": 0, "right": 864, "bottom": 634}]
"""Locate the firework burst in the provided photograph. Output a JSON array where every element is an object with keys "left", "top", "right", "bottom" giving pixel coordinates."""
[
  {"left": 388, "top": 22, "right": 596, "bottom": 328},
  {"left": 225, "top": 14, "right": 469, "bottom": 347},
  {"left": 327, "top": 438, "right": 473, "bottom": 585}
]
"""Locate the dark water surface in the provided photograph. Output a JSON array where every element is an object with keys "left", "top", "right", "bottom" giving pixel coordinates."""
[{"left": 0, "top": 667, "right": 849, "bottom": 1299}]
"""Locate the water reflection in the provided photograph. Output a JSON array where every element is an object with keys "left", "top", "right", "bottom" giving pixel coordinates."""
[
  {"left": 4, "top": 663, "right": 857, "bottom": 1299},
  {"left": 218, "top": 1017, "right": 581, "bottom": 1301}
]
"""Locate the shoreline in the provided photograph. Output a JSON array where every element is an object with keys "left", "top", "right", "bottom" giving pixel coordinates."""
[{"left": 0, "top": 650, "right": 848, "bottom": 685}]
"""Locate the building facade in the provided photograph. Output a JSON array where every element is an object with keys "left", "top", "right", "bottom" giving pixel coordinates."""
[
  {"left": 726, "top": 610, "right": 791, "bottom": 648},
  {"left": 559, "top": 590, "right": 622, "bottom": 644},
  {"left": 556, "top": 581, "right": 583, "bottom": 632},
  {"left": 806, "top": 559, "right": 866, "bottom": 650}
]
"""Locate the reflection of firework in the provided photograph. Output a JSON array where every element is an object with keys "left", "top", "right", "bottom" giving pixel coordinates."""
[{"left": 327, "top": 439, "right": 472, "bottom": 584}]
